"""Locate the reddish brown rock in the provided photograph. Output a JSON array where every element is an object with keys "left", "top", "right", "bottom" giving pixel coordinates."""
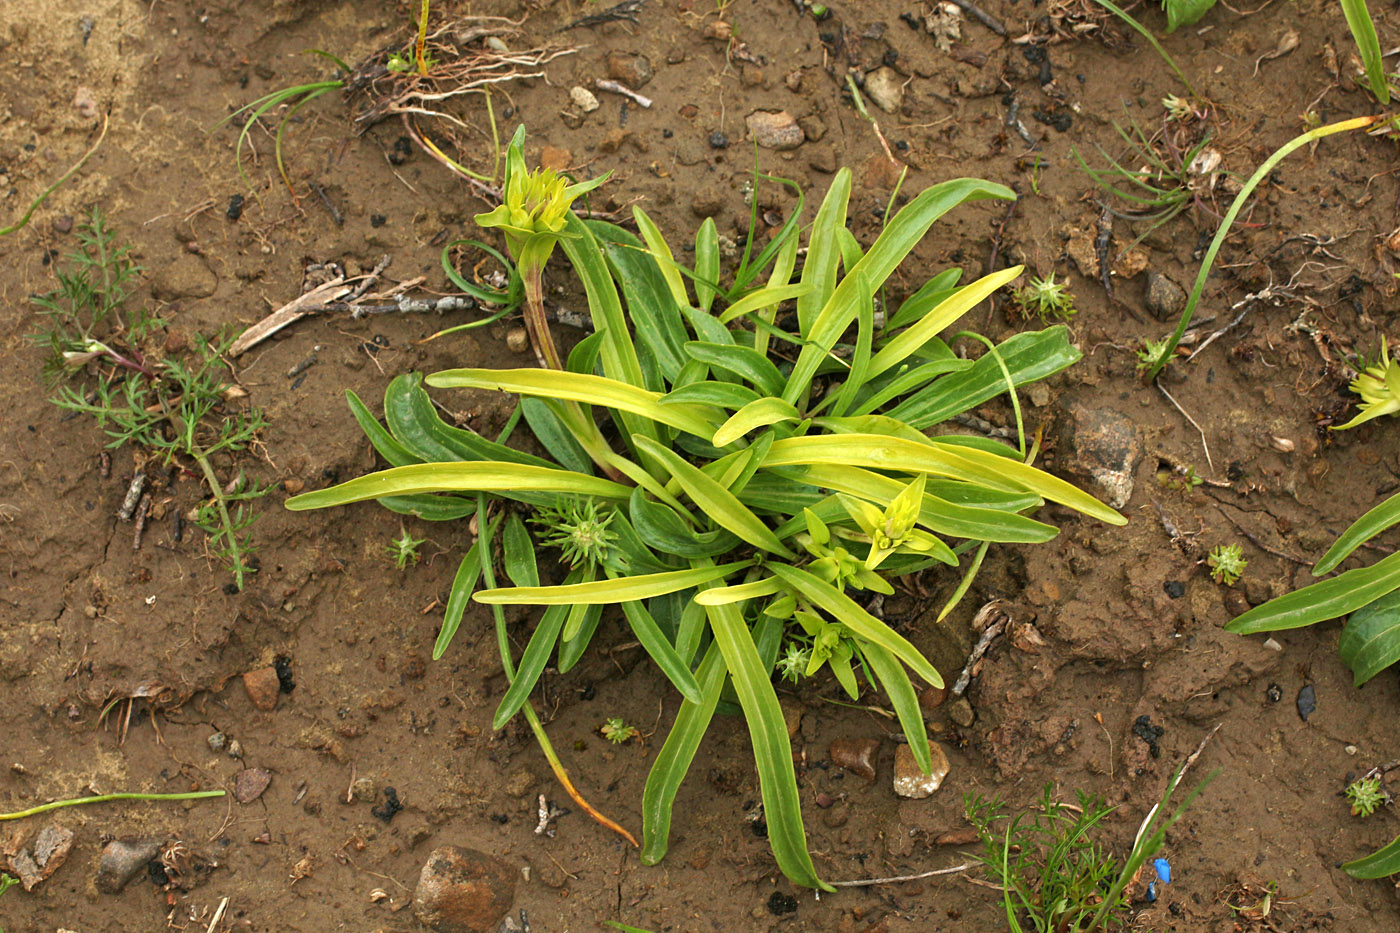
[
  {"left": 234, "top": 768, "right": 271, "bottom": 804},
  {"left": 242, "top": 667, "right": 281, "bottom": 711},
  {"left": 829, "top": 737, "right": 879, "bottom": 782},
  {"left": 413, "top": 846, "right": 516, "bottom": 933}
]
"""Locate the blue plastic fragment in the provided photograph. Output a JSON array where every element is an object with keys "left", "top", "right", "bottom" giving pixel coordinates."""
[
  {"left": 1146, "top": 880, "right": 1158, "bottom": 902},
  {"left": 1153, "top": 857, "right": 1172, "bottom": 885}
]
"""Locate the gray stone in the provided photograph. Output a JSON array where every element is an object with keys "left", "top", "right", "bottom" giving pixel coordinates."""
[
  {"left": 745, "top": 110, "right": 804, "bottom": 151},
  {"left": 413, "top": 846, "right": 517, "bottom": 933},
  {"left": 797, "top": 114, "right": 826, "bottom": 142},
  {"left": 893, "top": 742, "right": 951, "bottom": 799},
  {"left": 96, "top": 838, "right": 161, "bottom": 894},
  {"left": 33, "top": 822, "right": 75, "bottom": 878},
  {"left": 863, "top": 67, "right": 905, "bottom": 114},
  {"left": 234, "top": 767, "right": 271, "bottom": 804},
  {"left": 1145, "top": 272, "right": 1186, "bottom": 320},
  {"left": 568, "top": 86, "right": 599, "bottom": 113},
  {"left": 947, "top": 697, "right": 975, "bottom": 728},
  {"left": 1054, "top": 397, "right": 1144, "bottom": 510}
]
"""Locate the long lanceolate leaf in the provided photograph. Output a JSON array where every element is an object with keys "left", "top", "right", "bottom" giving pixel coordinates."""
[
  {"left": 1314, "top": 490, "right": 1400, "bottom": 575},
  {"left": 768, "top": 564, "right": 943, "bottom": 688},
  {"left": 1340, "top": 0, "right": 1391, "bottom": 105},
  {"left": 762, "top": 434, "right": 1123, "bottom": 525},
  {"left": 428, "top": 368, "right": 721, "bottom": 439},
  {"left": 860, "top": 641, "right": 931, "bottom": 774},
  {"left": 783, "top": 178, "right": 1016, "bottom": 407},
  {"left": 1344, "top": 834, "right": 1400, "bottom": 879},
  {"left": 1225, "top": 550, "right": 1400, "bottom": 634},
  {"left": 620, "top": 599, "right": 703, "bottom": 703},
  {"left": 634, "top": 437, "right": 796, "bottom": 558},
  {"left": 705, "top": 598, "right": 831, "bottom": 891},
  {"left": 796, "top": 168, "right": 852, "bottom": 336},
  {"left": 865, "top": 267, "right": 1023, "bottom": 380},
  {"left": 474, "top": 562, "right": 751, "bottom": 605},
  {"left": 285, "top": 462, "right": 633, "bottom": 511},
  {"left": 641, "top": 641, "right": 727, "bottom": 865}
]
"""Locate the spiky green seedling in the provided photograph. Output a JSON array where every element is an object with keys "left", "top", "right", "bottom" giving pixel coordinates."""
[
  {"left": 386, "top": 527, "right": 427, "bottom": 570},
  {"left": 1207, "top": 543, "right": 1247, "bottom": 586},
  {"left": 1346, "top": 776, "right": 1386, "bottom": 818},
  {"left": 776, "top": 641, "right": 812, "bottom": 684},
  {"left": 1137, "top": 337, "right": 1171, "bottom": 375},
  {"left": 601, "top": 717, "right": 638, "bottom": 745},
  {"left": 1014, "top": 274, "right": 1077, "bottom": 322},
  {"left": 533, "top": 498, "right": 617, "bottom": 570}
]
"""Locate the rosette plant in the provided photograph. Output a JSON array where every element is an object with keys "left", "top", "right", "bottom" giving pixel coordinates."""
[{"left": 287, "top": 130, "right": 1124, "bottom": 889}]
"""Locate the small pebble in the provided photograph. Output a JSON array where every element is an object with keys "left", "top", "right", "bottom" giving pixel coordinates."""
[
  {"left": 893, "top": 742, "right": 951, "bottom": 799},
  {"left": 1345, "top": 744, "right": 1358, "bottom": 756},
  {"left": 947, "top": 697, "right": 975, "bottom": 728},
  {"left": 744, "top": 110, "right": 805, "bottom": 151},
  {"left": 506, "top": 328, "right": 529, "bottom": 353},
  {"left": 207, "top": 732, "right": 227, "bottom": 752},
  {"left": 52, "top": 215, "right": 73, "bottom": 234},
  {"left": 708, "top": 130, "right": 729, "bottom": 149},
  {"left": 227, "top": 739, "right": 244, "bottom": 759},
  {"left": 1296, "top": 684, "right": 1317, "bottom": 721},
  {"left": 242, "top": 667, "right": 281, "bottom": 711},
  {"left": 235, "top": 768, "right": 272, "bottom": 804},
  {"left": 569, "top": 86, "right": 599, "bottom": 113},
  {"left": 829, "top": 737, "right": 879, "bottom": 782},
  {"left": 350, "top": 776, "right": 377, "bottom": 802},
  {"left": 413, "top": 846, "right": 517, "bottom": 933}
]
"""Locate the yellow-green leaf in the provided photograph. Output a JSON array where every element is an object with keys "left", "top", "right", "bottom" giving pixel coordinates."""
[
  {"left": 713, "top": 398, "right": 800, "bottom": 448},
  {"left": 866, "top": 266, "right": 1023, "bottom": 379},
  {"left": 475, "top": 562, "right": 748, "bottom": 605},
  {"left": 286, "top": 462, "right": 632, "bottom": 511},
  {"left": 428, "top": 367, "right": 720, "bottom": 439},
  {"left": 634, "top": 436, "right": 796, "bottom": 558}
]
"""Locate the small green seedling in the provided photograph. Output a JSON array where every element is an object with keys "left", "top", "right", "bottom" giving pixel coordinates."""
[
  {"left": 386, "top": 526, "right": 428, "bottom": 569},
  {"left": 533, "top": 498, "right": 617, "bottom": 570},
  {"left": 1347, "top": 776, "right": 1386, "bottom": 817},
  {"left": 601, "top": 718, "right": 638, "bottom": 744},
  {"left": 1015, "top": 274, "right": 1077, "bottom": 322},
  {"left": 1207, "top": 544, "right": 1247, "bottom": 585},
  {"left": 1137, "top": 337, "right": 1171, "bottom": 376},
  {"left": 776, "top": 641, "right": 812, "bottom": 684}
]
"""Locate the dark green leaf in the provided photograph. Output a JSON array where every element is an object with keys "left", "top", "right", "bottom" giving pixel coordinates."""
[{"left": 1338, "top": 590, "right": 1400, "bottom": 686}]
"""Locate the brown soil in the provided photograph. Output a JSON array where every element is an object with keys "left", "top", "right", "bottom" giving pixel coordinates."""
[{"left": 3, "top": 1, "right": 1399, "bottom": 930}]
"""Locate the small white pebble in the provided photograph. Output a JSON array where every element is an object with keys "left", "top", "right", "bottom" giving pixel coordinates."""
[
  {"left": 570, "top": 86, "right": 599, "bottom": 113},
  {"left": 1262, "top": 637, "right": 1282, "bottom": 652},
  {"left": 1346, "top": 745, "right": 1358, "bottom": 756}
]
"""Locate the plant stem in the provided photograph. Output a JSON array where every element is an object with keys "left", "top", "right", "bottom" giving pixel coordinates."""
[
  {"left": 475, "top": 496, "right": 638, "bottom": 847},
  {"left": 0, "top": 115, "right": 108, "bottom": 237},
  {"left": 415, "top": 0, "right": 431, "bottom": 75},
  {"left": 1, "top": 790, "right": 224, "bottom": 821},
  {"left": 521, "top": 264, "right": 563, "bottom": 370},
  {"left": 1145, "top": 114, "right": 1387, "bottom": 381},
  {"left": 194, "top": 448, "right": 248, "bottom": 590}
]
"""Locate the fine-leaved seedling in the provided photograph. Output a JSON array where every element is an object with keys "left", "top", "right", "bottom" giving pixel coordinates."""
[{"left": 32, "top": 212, "right": 268, "bottom": 590}]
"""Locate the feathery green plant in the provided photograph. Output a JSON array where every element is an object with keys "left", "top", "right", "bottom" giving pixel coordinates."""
[
  {"left": 32, "top": 212, "right": 267, "bottom": 590},
  {"left": 287, "top": 128, "right": 1123, "bottom": 888}
]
